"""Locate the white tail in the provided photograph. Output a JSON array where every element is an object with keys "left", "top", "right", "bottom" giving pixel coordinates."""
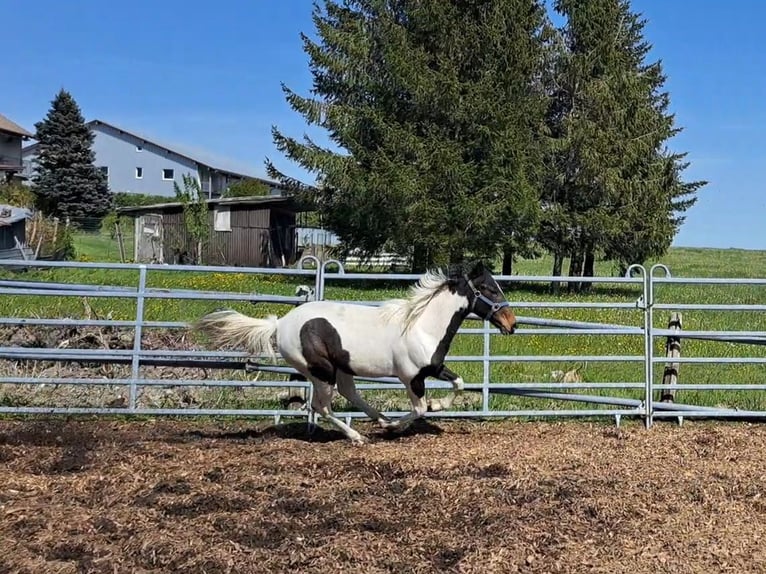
[{"left": 194, "top": 309, "right": 279, "bottom": 362}]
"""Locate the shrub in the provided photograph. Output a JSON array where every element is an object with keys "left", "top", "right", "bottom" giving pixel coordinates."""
[{"left": 0, "top": 182, "right": 36, "bottom": 208}]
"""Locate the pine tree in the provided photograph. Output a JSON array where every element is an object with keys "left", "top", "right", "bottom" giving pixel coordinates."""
[
  {"left": 266, "top": 0, "right": 549, "bottom": 270},
  {"left": 32, "top": 89, "right": 113, "bottom": 221},
  {"left": 542, "top": 0, "right": 705, "bottom": 287}
]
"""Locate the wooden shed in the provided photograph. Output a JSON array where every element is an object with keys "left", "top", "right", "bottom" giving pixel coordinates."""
[{"left": 116, "top": 196, "right": 305, "bottom": 267}]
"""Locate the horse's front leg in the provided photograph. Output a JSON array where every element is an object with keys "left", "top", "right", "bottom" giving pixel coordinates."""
[
  {"left": 427, "top": 365, "right": 465, "bottom": 412},
  {"left": 379, "top": 373, "right": 428, "bottom": 434}
]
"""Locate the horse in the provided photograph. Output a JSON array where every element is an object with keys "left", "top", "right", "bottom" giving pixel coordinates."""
[{"left": 192, "top": 260, "right": 517, "bottom": 444}]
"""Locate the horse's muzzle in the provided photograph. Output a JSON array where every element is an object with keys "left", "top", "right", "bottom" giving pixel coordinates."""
[{"left": 494, "top": 307, "right": 517, "bottom": 335}]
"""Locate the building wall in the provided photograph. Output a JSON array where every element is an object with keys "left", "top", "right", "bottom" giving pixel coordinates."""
[
  {"left": 132, "top": 205, "right": 297, "bottom": 267},
  {"left": 90, "top": 123, "right": 200, "bottom": 197},
  {"left": 20, "top": 124, "right": 262, "bottom": 198},
  {"left": 22, "top": 124, "right": 201, "bottom": 197},
  {"left": 0, "top": 133, "right": 23, "bottom": 168},
  {"left": 23, "top": 130, "right": 199, "bottom": 198}
]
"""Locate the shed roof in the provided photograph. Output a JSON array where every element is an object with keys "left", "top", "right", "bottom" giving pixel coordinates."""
[
  {"left": 0, "top": 114, "right": 32, "bottom": 138},
  {"left": 115, "top": 195, "right": 307, "bottom": 216},
  {"left": 0, "top": 205, "right": 32, "bottom": 226}
]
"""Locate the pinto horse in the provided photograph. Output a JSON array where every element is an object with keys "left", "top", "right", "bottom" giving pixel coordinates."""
[{"left": 193, "top": 260, "right": 517, "bottom": 444}]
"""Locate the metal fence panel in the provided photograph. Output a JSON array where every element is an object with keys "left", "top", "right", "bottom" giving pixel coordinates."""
[{"left": 0, "top": 257, "right": 764, "bottom": 426}]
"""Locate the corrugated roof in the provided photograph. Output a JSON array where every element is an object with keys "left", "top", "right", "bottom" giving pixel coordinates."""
[
  {"left": 0, "top": 205, "right": 32, "bottom": 226},
  {"left": 0, "top": 114, "right": 32, "bottom": 138},
  {"left": 115, "top": 194, "right": 306, "bottom": 215}
]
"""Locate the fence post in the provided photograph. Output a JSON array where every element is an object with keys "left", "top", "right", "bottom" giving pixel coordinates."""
[
  {"left": 645, "top": 274, "right": 654, "bottom": 429},
  {"left": 297, "top": 255, "right": 323, "bottom": 304},
  {"left": 129, "top": 265, "right": 148, "bottom": 411},
  {"left": 319, "top": 259, "right": 345, "bottom": 301},
  {"left": 660, "top": 312, "right": 682, "bottom": 404},
  {"left": 305, "top": 257, "right": 337, "bottom": 431},
  {"left": 482, "top": 319, "right": 490, "bottom": 414},
  {"left": 626, "top": 264, "right": 651, "bottom": 427},
  {"left": 115, "top": 220, "right": 126, "bottom": 263},
  {"left": 646, "top": 264, "right": 672, "bottom": 428}
]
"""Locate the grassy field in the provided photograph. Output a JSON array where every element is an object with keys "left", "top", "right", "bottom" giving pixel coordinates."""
[{"left": 3, "top": 229, "right": 766, "bottom": 415}]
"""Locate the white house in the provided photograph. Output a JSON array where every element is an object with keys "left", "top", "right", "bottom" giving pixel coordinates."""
[{"left": 21, "top": 119, "right": 284, "bottom": 198}]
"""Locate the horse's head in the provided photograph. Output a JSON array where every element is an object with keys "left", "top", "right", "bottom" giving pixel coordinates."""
[{"left": 454, "top": 260, "right": 517, "bottom": 334}]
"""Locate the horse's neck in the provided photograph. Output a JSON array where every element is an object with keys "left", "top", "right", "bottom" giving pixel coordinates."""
[{"left": 411, "top": 289, "right": 468, "bottom": 346}]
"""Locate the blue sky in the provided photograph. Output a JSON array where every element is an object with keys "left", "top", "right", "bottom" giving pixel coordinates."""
[{"left": 5, "top": 1, "right": 764, "bottom": 250}]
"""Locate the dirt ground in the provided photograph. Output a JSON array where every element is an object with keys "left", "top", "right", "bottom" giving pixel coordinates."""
[{"left": 2, "top": 418, "right": 766, "bottom": 574}]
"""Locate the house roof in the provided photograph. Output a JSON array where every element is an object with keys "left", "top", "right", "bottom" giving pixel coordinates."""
[
  {"left": 0, "top": 205, "right": 32, "bottom": 226},
  {"left": 0, "top": 114, "right": 32, "bottom": 138},
  {"left": 23, "top": 118, "right": 283, "bottom": 187},
  {"left": 115, "top": 194, "right": 307, "bottom": 215}
]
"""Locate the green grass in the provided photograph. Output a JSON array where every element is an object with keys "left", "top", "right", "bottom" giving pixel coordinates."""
[
  {"left": 4, "top": 234, "right": 766, "bottom": 416},
  {"left": 72, "top": 229, "right": 130, "bottom": 262}
]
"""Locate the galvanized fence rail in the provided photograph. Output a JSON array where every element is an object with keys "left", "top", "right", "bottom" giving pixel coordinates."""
[{"left": 0, "top": 257, "right": 764, "bottom": 427}]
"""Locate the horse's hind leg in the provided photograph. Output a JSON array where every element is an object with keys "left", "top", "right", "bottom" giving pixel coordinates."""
[
  {"left": 336, "top": 372, "right": 390, "bottom": 428},
  {"left": 309, "top": 376, "right": 368, "bottom": 444},
  {"left": 428, "top": 365, "right": 465, "bottom": 412}
]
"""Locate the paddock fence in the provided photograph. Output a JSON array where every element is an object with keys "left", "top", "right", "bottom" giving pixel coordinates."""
[{"left": 0, "top": 256, "right": 765, "bottom": 428}]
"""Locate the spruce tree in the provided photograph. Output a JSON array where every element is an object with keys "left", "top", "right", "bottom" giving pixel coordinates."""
[
  {"left": 32, "top": 89, "right": 113, "bottom": 221},
  {"left": 542, "top": 0, "right": 705, "bottom": 286},
  {"left": 266, "top": 0, "right": 549, "bottom": 270}
]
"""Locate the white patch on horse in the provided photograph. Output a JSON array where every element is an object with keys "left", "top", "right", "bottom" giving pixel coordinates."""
[
  {"left": 378, "top": 268, "right": 451, "bottom": 332},
  {"left": 428, "top": 376, "right": 465, "bottom": 412}
]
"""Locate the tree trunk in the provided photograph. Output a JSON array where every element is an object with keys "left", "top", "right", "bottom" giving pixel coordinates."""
[
  {"left": 550, "top": 251, "right": 564, "bottom": 294},
  {"left": 411, "top": 243, "right": 430, "bottom": 273},
  {"left": 567, "top": 248, "right": 583, "bottom": 293},
  {"left": 581, "top": 247, "right": 595, "bottom": 293},
  {"left": 502, "top": 245, "right": 514, "bottom": 276}
]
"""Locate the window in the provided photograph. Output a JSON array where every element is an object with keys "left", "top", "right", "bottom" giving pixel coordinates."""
[
  {"left": 162, "top": 168, "right": 174, "bottom": 180},
  {"left": 98, "top": 166, "right": 109, "bottom": 176},
  {"left": 135, "top": 167, "right": 143, "bottom": 179},
  {"left": 213, "top": 206, "right": 231, "bottom": 232},
  {"left": 136, "top": 145, "right": 143, "bottom": 152}
]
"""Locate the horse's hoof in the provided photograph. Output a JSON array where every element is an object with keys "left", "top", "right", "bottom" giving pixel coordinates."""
[
  {"left": 350, "top": 434, "right": 369, "bottom": 445},
  {"left": 379, "top": 420, "right": 403, "bottom": 433}
]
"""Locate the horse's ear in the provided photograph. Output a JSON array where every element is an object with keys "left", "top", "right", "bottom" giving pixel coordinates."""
[{"left": 468, "top": 260, "right": 486, "bottom": 277}]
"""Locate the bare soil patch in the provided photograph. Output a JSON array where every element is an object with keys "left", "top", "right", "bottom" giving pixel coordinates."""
[{"left": 1, "top": 417, "right": 766, "bottom": 573}]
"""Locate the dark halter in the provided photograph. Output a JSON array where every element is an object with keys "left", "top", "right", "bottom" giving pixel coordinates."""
[{"left": 464, "top": 275, "right": 510, "bottom": 321}]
